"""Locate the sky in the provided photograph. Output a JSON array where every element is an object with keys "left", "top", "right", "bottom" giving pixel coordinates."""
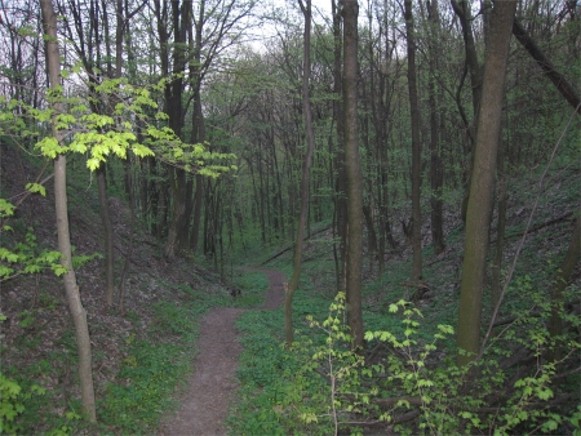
[{"left": 246, "top": 0, "right": 334, "bottom": 52}]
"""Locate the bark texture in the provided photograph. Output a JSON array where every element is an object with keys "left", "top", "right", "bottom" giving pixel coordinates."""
[
  {"left": 457, "top": 0, "right": 517, "bottom": 366},
  {"left": 342, "top": 0, "right": 364, "bottom": 348}
]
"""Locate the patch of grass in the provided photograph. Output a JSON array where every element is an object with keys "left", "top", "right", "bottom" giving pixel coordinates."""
[
  {"left": 151, "top": 301, "right": 198, "bottom": 337},
  {"left": 2, "top": 353, "right": 73, "bottom": 434},
  {"left": 97, "top": 338, "right": 194, "bottom": 433},
  {"left": 229, "top": 309, "right": 290, "bottom": 435},
  {"left": 89, "top": 281, "right": 238, "bottom": 434},
  {"left": 229, "top": 280, "right": 332, "bottom": 435},
  {"left": 231, "top": 270, "right": 269, "bottom": 308}
]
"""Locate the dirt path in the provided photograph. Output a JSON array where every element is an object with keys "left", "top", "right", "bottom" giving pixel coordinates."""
[{"left": 158, "top": 269, "right": 285, "bottom": 436}]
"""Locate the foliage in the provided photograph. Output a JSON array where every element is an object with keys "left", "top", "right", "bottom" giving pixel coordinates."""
[
  {"left": 0, "top": 192, "right": 67, "bottom": 282},
  {"left": 0, "top": 373, "right": 25, "bottom": 434},
  {"left": 0, "top": 76, "right": 237, "bottom": 178},
  {"left": 238, "top": 285, "right": 580, "bottom": 435},
  {"left": 229, "top": 309, "right": 297, "bottom": 435},
  {"left": 0, "top": 192, "right": 103, "bottom": 283},
  {"left": 0, "top": 372, "right": 46, "bottom": 435}
]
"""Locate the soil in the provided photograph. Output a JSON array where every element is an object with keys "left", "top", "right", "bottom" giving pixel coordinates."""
[{"left": 158, "top": 269, "right": 286, "bottom": 436}]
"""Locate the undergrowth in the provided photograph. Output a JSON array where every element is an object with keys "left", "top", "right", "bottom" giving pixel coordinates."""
[
  {"left": 92, "top": 288, "right": 231, "bottom": 434},
  {"left": 231, "top": 281, "right": 580, "bottom": 435}
]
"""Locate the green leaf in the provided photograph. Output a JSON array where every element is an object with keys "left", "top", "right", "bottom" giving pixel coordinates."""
[
  {"left": 36, "top": 136, "right": 63, "bottom": 159},
  {"left": 0, "top": 264, "right": 15, "bottom": 278},
  {"left": 51, "top": 263, "right": 68, "bottom": 277},
  {"left": 536, "top": 387, "right": 553, "bottom": 401},
  {"left": 0, "top": 199, "right": 16, "bottom": 217},
  {"left": 86, "top": 157, "right": 101, "bottom": 171},
  {"left": 0, "top": 247, "right": 20, "bottom": 263},
  {"left": 25, "top": 183, "right": 47, "bottom": 197},
  {"left": 68, "top": 140, "right": 88, "bottom": 154}
]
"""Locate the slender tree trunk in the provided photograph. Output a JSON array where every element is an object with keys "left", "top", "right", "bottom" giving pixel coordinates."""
[
  {"left": 165, "top": 169, "right": 187, "bottom": 258},
  {"left": 97, "top": 167, "right": 115, "bottom": 306},
  {"left": 427, "top": 0, "right": 445, "bottom": 255},
  {"left": 40, "top": 0, "right": 97, "bottom": 421},
  {"left": 404, "top": 0, "right": 423, "bottom": 281},
  {"left": 285, "top": 0, "right": 316, "bottom": 346},
  {"left": 450, "top": 0, "right": 483, "bottom": 122},
  {"left": 512, "top": 19, "right": 581, "bottom": 114},
  {"left": 457, "top": 0, "right": 517, "bottom": 366},
  {"left": 342, "top": 0, "right": 364, "bottom": 348},
  {"left": 331, "top": 0, "right": 347, "bottom": 292},
  {"left": 191, "top": 175, "right": 204, "bottom": 251},
  {"left": 451, "top": 0, "right": 484, "bottom": 223},
  {"left": 548, "top": 213, "right": 581, "bottom": 339}
]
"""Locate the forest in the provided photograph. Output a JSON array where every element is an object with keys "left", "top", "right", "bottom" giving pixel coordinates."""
[{"left": 0, "top": 0, "right": 579, "bottom": 434}]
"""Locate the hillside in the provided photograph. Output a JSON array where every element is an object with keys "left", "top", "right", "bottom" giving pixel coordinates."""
[{"left": 1, "top": 143, "right": 247, "bottom": 433}]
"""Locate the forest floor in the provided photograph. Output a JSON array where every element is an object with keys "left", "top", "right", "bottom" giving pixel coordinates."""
[
  {"left": 158, "top": 269, "right": 285, "bottom": 435},
  {"left": 2, "top": 142, "right": 579, "bottom": 434},
  {"left": 1, "top": 145, "right": 290, "bottom": 434}
]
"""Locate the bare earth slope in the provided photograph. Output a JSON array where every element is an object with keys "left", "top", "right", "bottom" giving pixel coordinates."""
[{"left": 158, "top": 269, "right": 285, "bottom": 435}]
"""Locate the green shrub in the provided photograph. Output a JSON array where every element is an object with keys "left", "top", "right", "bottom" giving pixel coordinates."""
[
  {"left": 278, "top": 290, "right": 580, "bottom": 435},
  {"left": 0, "top": 373, "right": 46, "bottom": 434}
]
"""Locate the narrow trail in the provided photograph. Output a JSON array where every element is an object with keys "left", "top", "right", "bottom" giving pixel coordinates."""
[{"left": 158, "top": 269, "right": 286, "bottom": 436}]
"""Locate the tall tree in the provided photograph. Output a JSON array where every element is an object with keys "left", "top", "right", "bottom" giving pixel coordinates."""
[
  {"left": 342, "top": 0, "right": 364, "bottom": 348},
  {"left": 284, "top": 0, "right": 316, "bottom": 346},
  {"left": 331, "top": 0, "right": 348, "bottom": 291},
  {"left": 451, "top": 0, "right": 484, "bottom": 223},
  {"left": 58, "top": 0, "right": 139, "bottom": 307},
  {"left": 457, "top": 0, "right": 517, "bottom": 366},
  {"left": 425, "top": 0, "right": 446, "bottom": 255},
  {"left": 158, "top": 0, "right": 191, "bottom": 259},
  {"left": 39, "top": 0, "right": 97, "bottom": 421},
  {"left": 404, "top": 0, "right": 423, "bottom": 281}
]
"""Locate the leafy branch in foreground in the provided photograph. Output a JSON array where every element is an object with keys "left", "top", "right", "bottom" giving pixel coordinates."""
[
  {"left": 0, "top": 76, "right": 237, "bottom": 177},
  {"left": 282, "top": 288, "right": 580, "bottom": 435},
  {"left": 0, "top": 190, "right": 66, "bottom": 282}
]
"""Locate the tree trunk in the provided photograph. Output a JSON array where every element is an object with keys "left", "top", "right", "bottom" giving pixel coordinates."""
[
  {"left": 451, "top": 0, "right": 484, "bottom": 223},
  {"left": 342, "top": 0, "right": 364, "bottom": 349},
  {"left": 40, "top": 0, "right": 97, "bottom": 421},
  {"left": 161, "top": 0, "right": 190, "bottom": 259},
  {"left": 285, "top": 0, "right": 316, "bottom": 346},
  {"left": 512, "top": 19, "right": 581, "bottom": 114},
  {"left": 427, "top": 0, "right": 446, "bottom": 255},
  {"left": 404, "top": 0, "right": 423, "bottom": 281},
  {"left": 548, "top": 213, "right": 581, "bottom": 339},
  {"left": 331, "top": 0, "right": 347, "bottom": 292},
  {"left": 97, "top": 167, "right": 115, "bottom": 306},
  {"left": 165, "top": 168, "right": 187, "bottom": 258},
  {"left": 450, "top": 0, "right": 483, "bottom": 122},
  {"left": 457, "top": 0, "right": 517, "bottom": 366}
]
